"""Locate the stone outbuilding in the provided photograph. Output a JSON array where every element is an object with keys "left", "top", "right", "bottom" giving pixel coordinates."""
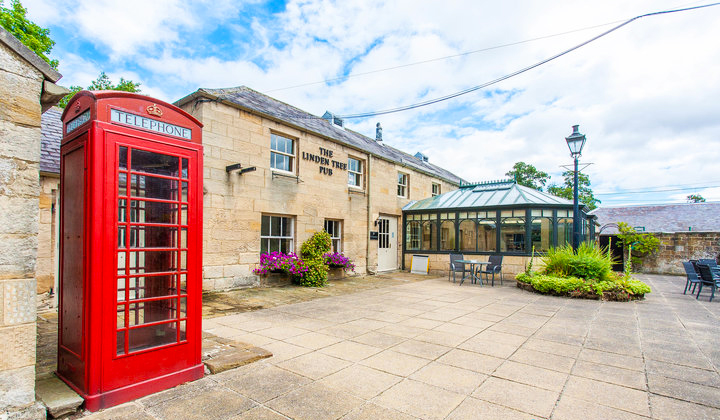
[
  {"left": 0, "top": 27, "right": 68, "bottom": 420},
  {"left": 591, "top": 202, "right": 720, "bottom": 275}
]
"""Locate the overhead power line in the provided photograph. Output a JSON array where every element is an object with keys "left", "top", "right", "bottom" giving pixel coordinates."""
[
  {"left": 596, "top": 184, "right": 720, "bottom": 196},
  {"left": 333, "top": 2, "right": 720, "bottom": 119},
  {"left": 263, "top": 19, "right": 626, "bottom": 93}
]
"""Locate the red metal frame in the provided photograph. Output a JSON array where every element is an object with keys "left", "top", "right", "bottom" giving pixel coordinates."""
[{"left": 58, "top": 91, "right": 203, "bottom": 411}]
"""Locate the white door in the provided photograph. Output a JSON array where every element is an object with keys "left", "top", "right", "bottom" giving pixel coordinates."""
[{"left": 377, "top": 216, "right": 398, "bottom": 271}]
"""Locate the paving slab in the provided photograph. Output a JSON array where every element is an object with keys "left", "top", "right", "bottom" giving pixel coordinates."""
[
  {"left": 35, "top": 273, "right": 720, "bottom": 420},
  {"left": 35, "top": 376, "right": 84, "bottom": 418},
  {"left": 373, "top": 379, "right": 465, "bottom": 420}
]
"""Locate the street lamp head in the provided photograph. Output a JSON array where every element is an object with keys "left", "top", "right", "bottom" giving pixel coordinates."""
[{"left": 565, "top": 124, "right": 586, "bottom": 158}]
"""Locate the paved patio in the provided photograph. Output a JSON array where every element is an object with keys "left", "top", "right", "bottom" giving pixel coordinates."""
[{"left": 82, "top": 274, "right": 719, "bottom": 420}]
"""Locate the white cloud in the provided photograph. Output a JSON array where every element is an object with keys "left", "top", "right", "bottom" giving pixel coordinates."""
[{"left": 34, "top": 0, "right": 720, "bottom": 205}]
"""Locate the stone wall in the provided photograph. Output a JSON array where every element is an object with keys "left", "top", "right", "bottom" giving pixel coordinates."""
[
  {"left": 0, "top": 40, "right": 44, "bottom": 419},
  {"left": 635, "top": 232, "right": 720, "bottom": 275},
  {"left": 179, "top": 101, "right": 457, "bottom": 291},
  {"left": 36, "top": 175, "right": 59, "bottom": 293}
]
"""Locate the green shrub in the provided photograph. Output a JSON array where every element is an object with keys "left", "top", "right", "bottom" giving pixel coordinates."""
[
  {"left": 298, "top": 231, "right": 332, "bottom": 287},
  {"left": 301, "top": 231, "right": 332, "bottom": 259},
  {"left": 542, "top": 242, "right": 616, "bottom": 281},
  {"left": 517, "top": 271, "right": 651, "bottom": 300}
]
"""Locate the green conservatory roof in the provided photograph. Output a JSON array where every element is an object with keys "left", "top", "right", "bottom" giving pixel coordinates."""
[{"left": 403, "top": 180, "right": 576, "bottom": 211}]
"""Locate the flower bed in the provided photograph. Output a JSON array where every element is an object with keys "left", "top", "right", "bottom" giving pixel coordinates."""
[{"left": 516, "top": 243, "right": 651, "bottom": 301}]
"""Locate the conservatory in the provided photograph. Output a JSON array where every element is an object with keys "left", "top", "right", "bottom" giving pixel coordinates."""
[{"left": 401, "top": 180, "right": 597, "bottom": 273}]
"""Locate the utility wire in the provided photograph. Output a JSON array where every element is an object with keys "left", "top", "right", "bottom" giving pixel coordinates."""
[
  {"left": 335, "top": 2, "right": 720, "bottom": 119},
  {"left": 596, "top": 185, "right": 720, "bottom": 195},
  {"left": 594, "top": 179, "right": 720, "bottom": 193},
  {"left": 263, "top": 20, "right": 626, "bottom": 93}
]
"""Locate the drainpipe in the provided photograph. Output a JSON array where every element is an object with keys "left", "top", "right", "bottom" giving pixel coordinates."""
[{"left": 366, "top": 152, "right": 374, "bottom": 275}]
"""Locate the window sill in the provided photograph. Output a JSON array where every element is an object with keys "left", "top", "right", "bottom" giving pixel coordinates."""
[{"left": 348, "top": 186, "right": 365, "bottom": 195}]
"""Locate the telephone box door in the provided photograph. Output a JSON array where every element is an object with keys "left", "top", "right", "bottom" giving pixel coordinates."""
[{"left": 103, "top": 133, "right": 201, "bottom": 392}]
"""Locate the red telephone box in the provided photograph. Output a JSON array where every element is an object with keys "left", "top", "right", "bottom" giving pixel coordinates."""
[{"left": 58, "top": 91, "right": 204, "bottom": 411}]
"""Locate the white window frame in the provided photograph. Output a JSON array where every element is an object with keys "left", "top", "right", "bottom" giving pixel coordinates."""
[
  {"left": 260, "top": 215, "right": 295, "bottom": 254},
  {"left": 324, "top": 219, "right": 342, "bottom": 253},
  {"left": 397, "top": 172, "right": 409, "bottom": 198},
  {"left": 432, "top": 183, "right": 441, "bottom": 197},
  {"left": 348, "top": 157, "right": 363, "bottom": 189},
  {"left": 270, "top": 133, "right": 295, "bottom": 173}
]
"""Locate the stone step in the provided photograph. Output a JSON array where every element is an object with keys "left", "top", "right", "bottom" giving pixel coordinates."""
[{"left": 35, "top": 376, "right": 83, "bottom": 418}]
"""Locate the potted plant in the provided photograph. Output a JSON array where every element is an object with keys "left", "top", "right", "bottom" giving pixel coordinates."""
[{"left": 323, "top": 252, "right": 355, "bottom": 280}]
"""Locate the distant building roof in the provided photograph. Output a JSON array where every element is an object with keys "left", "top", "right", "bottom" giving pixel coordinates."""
[
  {"left": 175, "top": 86, "right": 464, "bottom": 185},
  {"left": 40, "top": 107, "right": 62, "bottom": 174},
  {"left": 590, "top": 203, "right": 720, "bottom": 234},
  {"left": 403, "top": 180, "right": 579, "bottom": 211}
]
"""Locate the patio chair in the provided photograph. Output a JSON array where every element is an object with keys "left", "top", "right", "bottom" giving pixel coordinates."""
[
  {"left": 449, "top": 253, "right": 467, "bottom": 283},
  {"left": 682, "top": 261, "right": 703, "bottom": 295},
  {"left": 480, "top": 255, "right": 503, "bottom": 286},
  {"left": 695, "top": 264, "right": 720, "bottom": 302},
  {"left": 698, "top": 259, "right": 720, "bottom": 275}
]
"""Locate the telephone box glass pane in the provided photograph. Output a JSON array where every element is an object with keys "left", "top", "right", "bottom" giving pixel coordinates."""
[
  {"left": 119, "top": 147, "right": 128, "bottom": 170},
  {"left": 117, "top": 331, "right": 126, "bottom": 355},
  {"left": 118, "top": 199, "right": 127, "bottom": 222},
  {"left": 128, "top": 275, "right": 177, "bottom": 300},
  {"left": 128, "top": 299, "right": 176, "bottom": 327},
  {"left": 128, "top": 250, "right": 177, "bottom": 274},
  {"left": 118, "top": 173, "right": 128, "bottom": 196},
  {"left": 131, "top": 201, "right": 178, "bottom": 224},
  {"left": 181, "top": 158, "right": 188, "bottom": 179},
  {"left": 179, "top": 321, "right": 186, "bottom": 341},
  {"left": 131, "top": 175, "right": 178, "bottom": 200},
  {"left": 131, "top": 149, "right": 179, "bottom": 177},
  {"left": 117, "top": 278, "right": 126, "bottom": 301},
  {"left": 117, "top": 305, "right": 125, "bottom": 328},
  {"left": 179, "top": 273, "right": 187, "bottom": 294},
  {"left": 181, "top": 182, "right": 188, "bottom": 202},
  {"left": 180, "top": 205, "right": 188, "bottom": 225},
  {"left": 179, "top": 298, "right": 187, "bottom": 318},
  {"left": 128, "top": 323, "right": 178, "bottom": 352},
  {"left": 128, "top": 226, "right": 178, "bottom": 248}
]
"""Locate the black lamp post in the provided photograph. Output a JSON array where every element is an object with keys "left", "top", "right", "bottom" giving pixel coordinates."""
[{"left": 565, "top": 124, "right": 586, "bottom": 251}]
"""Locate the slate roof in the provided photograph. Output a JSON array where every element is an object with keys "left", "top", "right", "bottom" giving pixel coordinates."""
[
  {"left": 590, "top": 203, "right": 720, "bottom": 234},
  {"left": 40, "top": 107, "right": 62, "bottom": 174},
  {"left": 403, "top": 180, "right": 576, "bottom": 211},
  {"left": 175, "top": 86, "right": 464, "bottom": 185}
]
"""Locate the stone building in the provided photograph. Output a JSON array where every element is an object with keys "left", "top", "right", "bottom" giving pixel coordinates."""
[
  {"left": 0, "top": 27, "right": 68, "bottom": 420},
  {"left": 591, "top": 203, "right": 720, "bottom": 275},
  {"left": 174, "top": 87, "right": 463, "bottom": 291},
  {"left": 37, "top": 108, "right": 61, "bottom": 294}
]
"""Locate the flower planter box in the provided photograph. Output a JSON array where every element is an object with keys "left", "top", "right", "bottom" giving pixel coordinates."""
[
  {"left": 258, "top": 272, "right": 293, "bottom": 287},
  {"left": 328, "top": 267, "right": 346, "bottom": 280}
]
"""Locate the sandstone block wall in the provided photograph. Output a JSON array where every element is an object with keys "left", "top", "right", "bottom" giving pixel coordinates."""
[
  {"left": 635, "top": 232, "right": 720, "bottom": 275},
  {"left": 0, "top": 41, "right": 43, "bottom": 418},
  {"left": 180, "top": 100, "right": 457, "bottom": 291}
]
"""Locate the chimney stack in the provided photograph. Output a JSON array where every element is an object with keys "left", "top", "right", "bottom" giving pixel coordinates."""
[{"left": 375, "top": 122, "right": 382, "bottom": 142}]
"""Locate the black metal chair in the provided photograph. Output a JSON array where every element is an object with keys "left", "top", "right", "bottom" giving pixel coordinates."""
[
  {"left": 682, "top": 261, "right": 703, "bottom": 295},
  {"left": 480, "top": 255, "right": 503, "bottom": 286},
  {"left": 696, "top": 264, "right": 720, "bottom": 302},
  {"left": 698, "top": 259, "right": 720, "bottom": 275},
  {"left": 449, "top": 253, "right": 467, "bottom": 283}
]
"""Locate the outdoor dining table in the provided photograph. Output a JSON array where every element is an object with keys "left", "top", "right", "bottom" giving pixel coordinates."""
[{"left": 457, "top": 260, "right": 490, "bottom": 286}]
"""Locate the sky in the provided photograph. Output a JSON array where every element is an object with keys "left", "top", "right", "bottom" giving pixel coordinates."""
[{"left": 22, "top": 0, "right": 720, "bottom": 206}]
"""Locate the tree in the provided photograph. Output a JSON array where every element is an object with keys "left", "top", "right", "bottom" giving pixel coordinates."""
[
  {"left": 0, "top": 0, "right": 57, "bottom": 68},
  {"left": 616, "top": 221, "right": 660, "bottom": 272},
  {"left": 57, "top": 72, "right": 142, "bottom": 108},
  {"left": 687, "top": 194, "right": 706, "bottom": 203},
  {"left": 505, "top": 162, "right": 550, "bottom": 191},
  {"left": 547, "top": 171, "right": 600, "bottom": 210}
]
